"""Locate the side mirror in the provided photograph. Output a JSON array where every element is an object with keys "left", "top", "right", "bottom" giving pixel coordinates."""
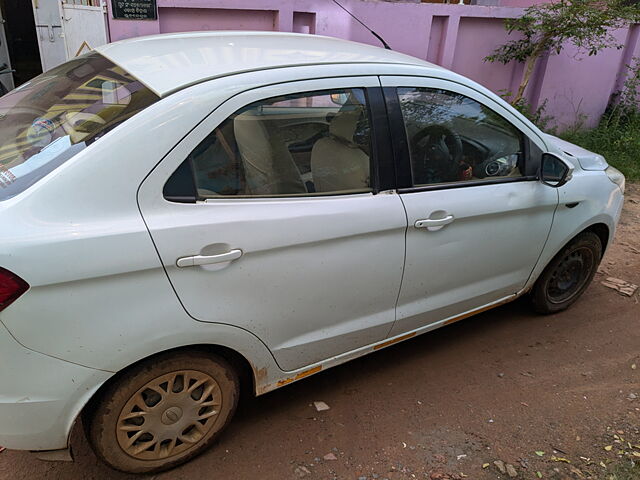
[{"left": 541, "top": 153, "right": 573, "bottom": 188}]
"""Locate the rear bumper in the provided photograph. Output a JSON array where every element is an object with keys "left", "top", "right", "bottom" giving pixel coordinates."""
[{"left": 0, "top": 321, "right": 111, "bottom": 451}]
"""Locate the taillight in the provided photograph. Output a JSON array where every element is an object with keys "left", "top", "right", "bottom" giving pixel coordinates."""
[{"left": 0, "top": 267, "right": 29, "bottom": 312}]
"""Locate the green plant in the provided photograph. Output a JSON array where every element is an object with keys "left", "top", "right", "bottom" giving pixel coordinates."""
[
  {"left": 486, "top": 0, "right": 640, "bottom": 105},
  {"left": 560, "top": 112, "right": 640, "bottom": 181},
  {"left": 560, "top": 55, "right": 640, "bottom": 181},
  {"left": 607, "top": 57, "right": 640, "bottom": 123},
  {"left": 498, "top": 89, "right": 555, "bottom": 131},
  {"left": 602, "top": 460, "right": 640, "bottom": 480},
  {"left": 512, "top": 97, "right": 554, "bottom": 132}
]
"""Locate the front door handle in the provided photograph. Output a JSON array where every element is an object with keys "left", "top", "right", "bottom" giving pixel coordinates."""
[
  {"left": 176, "top": 249, "right": 243, "bottom": 268},
  {"left": 415, "top": 215, "right": 454, "bottom": 229}
]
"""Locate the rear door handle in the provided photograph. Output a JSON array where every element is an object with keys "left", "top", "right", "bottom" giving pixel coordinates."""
[
  {"left": 176, "top": 249, "right": 243, "bottom": 268},
  {"left": 415, "top": 215, "right": 454, "bottom": 229}
]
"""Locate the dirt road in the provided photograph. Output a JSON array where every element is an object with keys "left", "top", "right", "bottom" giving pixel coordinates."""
[{"left": 1, "top": 186, "right": 638, "bottom": 480}]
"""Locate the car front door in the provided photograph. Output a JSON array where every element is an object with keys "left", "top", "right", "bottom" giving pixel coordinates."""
[
  {"left": 380, "top": 76, "right": 558, "bottom": 336},
  {"left": 138, "top": 78, "right": 406, "bottom": 371}
]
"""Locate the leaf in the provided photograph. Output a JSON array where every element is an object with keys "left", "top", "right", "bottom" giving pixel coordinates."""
[
  {"left": 536, "top": 472, "right": 543, "bottom": 478},
  {"left": 551, "top": 456, "right": 571, "bottom": 463},
  {"left": 482, "top": 463, "right": 490, "bottom": 469},
  {"left": 632, "top": 451, "right": 640, "bottom": 457},
  {"left": 604, "top": 445, "right": 613, "bottom": 451},
  {"left": 535, "top": 451, "right": 545, "bottom": 457}
]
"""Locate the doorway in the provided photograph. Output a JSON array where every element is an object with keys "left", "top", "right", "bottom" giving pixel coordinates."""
[{"left": 0, "top": 0, "right": 42, "bottom": 92}]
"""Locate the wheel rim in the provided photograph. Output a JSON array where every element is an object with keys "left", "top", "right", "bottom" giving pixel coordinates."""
[
  {"left": 116, "top": 370, "right": 222, "bottom": 460},
  {"left": 547, "top": 246, "right": 595, "bottom": 304}
]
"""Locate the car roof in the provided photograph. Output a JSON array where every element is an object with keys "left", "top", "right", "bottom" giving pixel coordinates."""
[{"left": 95, "top": 31, "right": 440, "bottom": 97}]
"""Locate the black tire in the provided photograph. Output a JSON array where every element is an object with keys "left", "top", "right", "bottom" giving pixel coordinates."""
[
  {"left": 530, "top": 231, "right": 602, "bottom": 314},
  {"left": 85, "top": 351, "right": 239, "bottom": 474}
]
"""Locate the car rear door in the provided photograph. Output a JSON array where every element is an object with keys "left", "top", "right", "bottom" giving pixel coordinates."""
[
  {"left": 138, "top": 77, "right": 406, "bottom": 372},
  {"left": 380, "top": 76, "right": 558, "bottom": 336}
]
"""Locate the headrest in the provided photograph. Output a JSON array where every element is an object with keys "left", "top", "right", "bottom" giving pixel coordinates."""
[{"left": 329, "top": 107, "right": 363, "bottom": 143}]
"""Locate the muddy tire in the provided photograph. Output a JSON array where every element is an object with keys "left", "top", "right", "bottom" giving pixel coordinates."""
[
  {"left": 85, "top": 351, "right": 239, "bottom": 474},
  {"left": 530, "top": 231, "right": 602, "bottom": 314}
]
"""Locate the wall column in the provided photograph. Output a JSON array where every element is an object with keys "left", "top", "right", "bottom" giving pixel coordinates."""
[
  {"left": 612, "top": 24, "right": 640, "bottom": 98},
  {"left": 276, "top": 8, "right": 294, "bottom": 32},
  {"left": 438, "top": 14, "right": 460, "bottom": 69}
]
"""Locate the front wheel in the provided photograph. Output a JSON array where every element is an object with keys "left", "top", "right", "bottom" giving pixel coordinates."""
[
  {"left": 530, "top": 231, "right": 602, "bottom": 314},
  {"left": 85, "top": 351, "right": 239, "bottom": 474}
]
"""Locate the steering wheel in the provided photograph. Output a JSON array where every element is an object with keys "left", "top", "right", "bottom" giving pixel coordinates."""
[{"left": 411, "top": 125, "right": 464, "bottom": 184}]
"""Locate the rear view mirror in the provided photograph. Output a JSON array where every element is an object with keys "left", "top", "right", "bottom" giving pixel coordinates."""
[
  {"left": 541, "top": 153, "right": 573, "bottom": 187},
  {"left": 330, "top": 93, "right": 349, "bottom": 105}
]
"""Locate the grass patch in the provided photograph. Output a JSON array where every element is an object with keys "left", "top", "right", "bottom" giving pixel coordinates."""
[
  {"left": 601, "top": 461, "right": 640, "bottom": 479},
  {"left": 560, "top": 114, "right": 640, "bottom": 182}
]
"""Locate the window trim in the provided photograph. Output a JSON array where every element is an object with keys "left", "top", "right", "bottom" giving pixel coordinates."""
[
  {"left": 383, "top": 87, "right": 412, "bottom": 189},
  {"left": 367, "top": 87, "right": 396, "bottom": 192},
  {"left": 163, "top": 155, "right": 198, "bottom": 203},
  {"left": 397, "top": 175, "right": 539, "bottom": 195},
  {"left": 163, "top": 85, "right": 390, "bottom": 202},
  {"left": 383, "top": 85, "right": 539, "bottom": 192},
  {"left": 201, "top": 188, "right": 375, "bottom": 200}
]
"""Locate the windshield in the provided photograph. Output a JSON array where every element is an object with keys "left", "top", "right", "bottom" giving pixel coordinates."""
[{"left": 0, "top": 52, "right": 159, "bottom": 201}]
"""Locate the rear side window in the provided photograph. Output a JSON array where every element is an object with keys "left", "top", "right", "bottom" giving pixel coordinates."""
[
  {"left": 164, "top": 88, "right": 372, "bottom": 201},
  {"left": 0, "top": 52, "right": 159, "bottom": 201}
]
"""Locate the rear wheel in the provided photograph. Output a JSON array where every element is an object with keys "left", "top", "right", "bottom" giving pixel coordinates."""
[
  {"left": 530, "top": 231, "right": 602, "bottom": 314},
  {"left": 85, "top": 351, "right": 239, "bottom": 474}
]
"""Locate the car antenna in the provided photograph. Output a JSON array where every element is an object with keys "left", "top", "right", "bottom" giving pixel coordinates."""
[{"left": 330, "top": 0, "right": 392, "bottom": 50}]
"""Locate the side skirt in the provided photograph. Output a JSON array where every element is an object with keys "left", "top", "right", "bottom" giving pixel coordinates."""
[{"left": 256, "top": 290, "right": 525, "bottom": 395}]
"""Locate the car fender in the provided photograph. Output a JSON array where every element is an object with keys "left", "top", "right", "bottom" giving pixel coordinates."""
[{"left": 524, "top": 171, "right": 623, "bottom": 291}]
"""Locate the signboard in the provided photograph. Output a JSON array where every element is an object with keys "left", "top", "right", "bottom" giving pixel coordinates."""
[{"left": 111, "top": 0, "right": 157, "bottom": 20}]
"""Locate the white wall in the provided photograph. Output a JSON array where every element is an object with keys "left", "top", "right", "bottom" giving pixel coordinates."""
[{"left": 61, "top": 3, "right": 108, "bottom": 60}]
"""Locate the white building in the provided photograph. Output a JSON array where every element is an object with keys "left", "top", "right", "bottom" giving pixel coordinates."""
[{"left": 0, "top": 0, "right": 108, "bottom": 92}]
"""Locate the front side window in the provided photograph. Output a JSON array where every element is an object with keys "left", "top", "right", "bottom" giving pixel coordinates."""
[
  {"left": 165, "top": 88, "right": 372, "bottom": 200},
  {"left": 397, "top": 87, "right": 524, "bottom": 187},
  {"left": 0, "top": 52, "right": 159, "bottom": 201}
]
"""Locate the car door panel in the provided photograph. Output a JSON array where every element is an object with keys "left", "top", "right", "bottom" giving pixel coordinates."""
[
  {"left": 380, "top": 76, "right": 558, "bottom": 336},
  {"left": 393, "top": 182, "right": 557, "bottom": 335},
  {"left": 138, "top": 78, "right": 407, "bottom": 372}
]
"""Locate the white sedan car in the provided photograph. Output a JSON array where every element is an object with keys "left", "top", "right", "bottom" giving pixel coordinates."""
[{"left": 0, "top": 32, "right": 625, "bottom": 473}]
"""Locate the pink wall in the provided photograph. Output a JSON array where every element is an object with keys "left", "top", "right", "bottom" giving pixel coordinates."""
[
  {"left": 536, "top": 31, "right": 628, "bottom": 128},
  {"left": 106, "top": 0, "right": 640, "bottom": 130},
  {"left": 499, "top": 0, "right": 548, "bottom": 6},
  {"left": 452, "top": 16, "right": 524, "bottom": 95},
  {"left": 158, "top": 8, "right": 278, "bottom": 32}
]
